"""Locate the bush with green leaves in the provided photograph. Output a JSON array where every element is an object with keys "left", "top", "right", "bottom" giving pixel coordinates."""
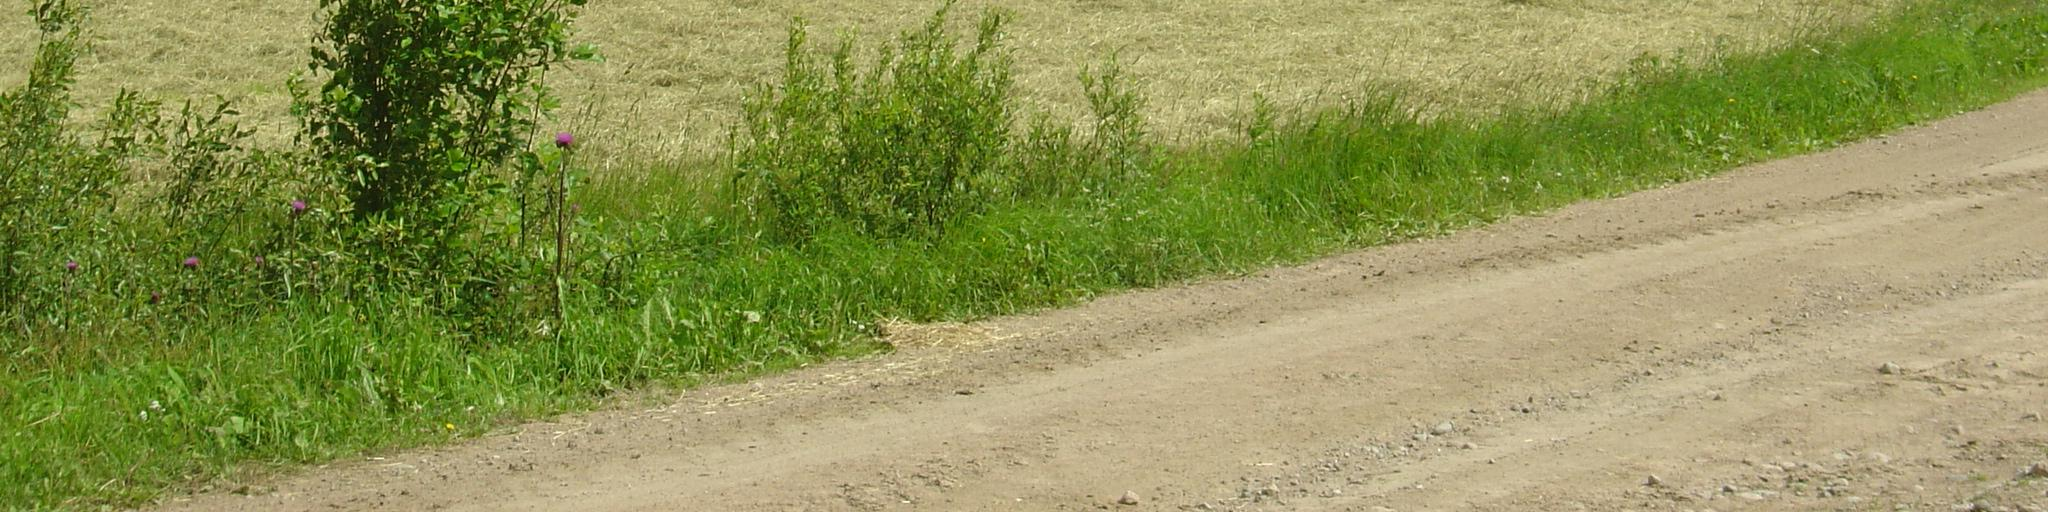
[
  {"left": 0, "top": 0, "right": 141, "bottom": 333},
  {"left": 289, "top": 0, "right": 601, "bottom": 331},
  {"left": 3, "top": 0, "right": 602, "bottom": 347},
  {"left": 730, "top": 4, "right": 1158, "bottom": 243},
  {"left": 731, "top": 4, "right": 1017, "bottom": 241},
  {"left": 1012, "top": 55, "right": 1157, "bottom": 199},
  {"left": 295, "top": 0, "right": 591, "bottom": 270},
  {"left": 0, "top": 1, "right": 314, "bottom": 362}
]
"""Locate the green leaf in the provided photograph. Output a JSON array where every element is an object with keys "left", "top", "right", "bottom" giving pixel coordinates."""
[{"left": 569, "top": 43, "right": 603, "bottom": 63}]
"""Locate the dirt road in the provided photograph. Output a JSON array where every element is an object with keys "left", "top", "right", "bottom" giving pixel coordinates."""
[{"left": 161, "top": 92, "right": 2048, "bottom": 511}]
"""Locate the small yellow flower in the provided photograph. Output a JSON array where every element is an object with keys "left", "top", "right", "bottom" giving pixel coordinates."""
[{"left": 444, "top": 423, "right": 456, "bottom": 431}]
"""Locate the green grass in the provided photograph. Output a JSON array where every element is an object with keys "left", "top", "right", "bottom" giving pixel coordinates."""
[{"left": 7, "top": 0, "right": 2048, "bottom": 509}]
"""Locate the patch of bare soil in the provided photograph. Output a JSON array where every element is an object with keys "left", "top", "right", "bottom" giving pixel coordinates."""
[{"left": 158, "top": 91, "right": 2048, "bottom": 511}]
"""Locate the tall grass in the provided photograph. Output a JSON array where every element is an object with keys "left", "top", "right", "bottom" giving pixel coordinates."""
[{"left": 5, "top": 0, "right": 2048, "bottom": 509}]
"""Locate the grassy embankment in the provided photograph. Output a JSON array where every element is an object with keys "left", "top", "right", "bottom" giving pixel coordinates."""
[{"left": 4, "top": 0, "right": 2047, "bottom": 509}]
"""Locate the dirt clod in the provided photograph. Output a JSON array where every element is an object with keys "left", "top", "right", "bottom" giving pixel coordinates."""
[{"left": 1117, "top": 490, "right": 1140, "bottom": 505}]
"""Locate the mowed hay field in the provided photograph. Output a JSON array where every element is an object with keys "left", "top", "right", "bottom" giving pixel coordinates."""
[{"left": 0, "top": 0, "right": 1901, "bottom": 157}]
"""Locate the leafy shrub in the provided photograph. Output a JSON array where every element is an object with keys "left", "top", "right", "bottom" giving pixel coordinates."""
[
  {"left": 0, "top": 0, "right": 134, "bottom": 332},
  {"left": 1012, "top": 55, "right": 1157, "bottom": 199},
  {"left": 1, "top": 0, "right": 605, "bottom": 343},
  {"left": 731, "top": 4, "right": 1018, "bottom": 241},
  {"left": 289, "top": 0, "right": 603, "bottom": 332},
  {"left": 295, "top": 0, "right": 591, "bottom": 269},
  {"left": 730, "top": 4, "right": 1159, "bottom": 242}
]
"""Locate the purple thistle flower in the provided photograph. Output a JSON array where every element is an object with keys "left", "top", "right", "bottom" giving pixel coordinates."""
[
  {"left": 554, "top": 132, "right": 575, "bottom": 149},
  {"left": 64, "top": 260, "right": 79, "bottom": 272},
  {"left": 252, "top": 256, "right": 267, "bottom": 267},
  {"left": 149, "top": 292, "right": 162, "bottom": 304},
  {"left": 182, "top": 257, "right": 200, "bottom": 270},
  {"left": 290, "top": 200, "right": 308, "bottom": 216}
]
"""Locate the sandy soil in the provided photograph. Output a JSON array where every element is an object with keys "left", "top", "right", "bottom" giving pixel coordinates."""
[{"left": 154, "top": 91, "right": 2048, "bottom": 511}]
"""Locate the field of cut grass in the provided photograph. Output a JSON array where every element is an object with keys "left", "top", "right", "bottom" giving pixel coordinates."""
[
  {"left": 6, "top": 0, "right": 2048, "bottom": 510},
  {"left": 0, "top": 0, "right": 1902, "bottom": 154}
]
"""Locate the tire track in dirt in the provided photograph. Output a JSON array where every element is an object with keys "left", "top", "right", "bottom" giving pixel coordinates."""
[{"left": 157, "top": 93, "right": 2048, "bottom": 512}]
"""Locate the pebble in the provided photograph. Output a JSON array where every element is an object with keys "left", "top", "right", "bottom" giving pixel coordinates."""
[
  {"left": 1461, "top": 442, "right": 1478, "bottom": 450},
  {"left": 1432, "top": 421, "right": 1457, "bottom": 436},
  {"left": 2023, "top": 412, "right": 2043, "bottom": 422},
  {"left": 2024, "top": 462, "right": 2048, "bottom": 479},
  {"left": 1868, "top": 452, "right": 1893, "bottom": 465},
  {"left": 1117, "top": 490, "right": 1140, "bottom": 505},
  {"left": 1879, "top": 362, "right": 1903, "bottom": 375},
  {"left": 1646, "top": 474, "right": 1665, "bottom": 487}
]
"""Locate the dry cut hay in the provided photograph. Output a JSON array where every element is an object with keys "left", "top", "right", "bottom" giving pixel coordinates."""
[
  {"left": 876, "top": 318, "right": 1013, "bottom": 351},
  {"left": 0, "top": 0, "right": 1902, "bottom": 159}
]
